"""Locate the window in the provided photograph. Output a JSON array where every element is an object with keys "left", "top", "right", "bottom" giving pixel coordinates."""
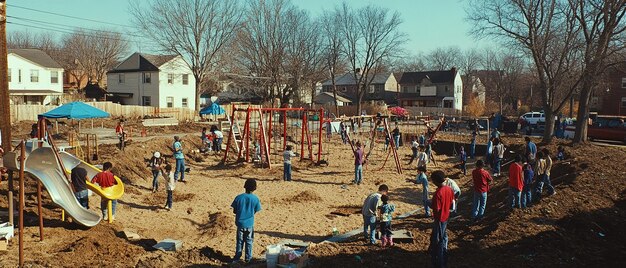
[
  {"left": 182, "top": 74, "right": 189, "bottom": 85},
  {"left": 402, "top": 86, "right": 408, "bottom": 93},
  {"left": 443, "top": 100, "right": 453, "bottom": 108},
  {"left": 168, "top": 73, "right": 174, "bottom": 84},
  {"left": 445, "top": 85, "right": 449, "bottom": 92},
  {"left": 18, "top": 69, "right": 21, "bottom": 83},
  {"left": 118, "top": 73, "right": 125, "bottom": 84},
  {"left": 30, "top": 70, "right": 39, "bottom": 82},
  {"left": 142, "top": 96, "right": 151, "bottom": 106},
  {"left": 369, "top": 85, "right": 375, "bottom": 93},
  {"left": 7, "top": 68, "right": 10, "bottom": 82},
  {"left": 622, "top": 97, "right": 626, "bottom": 108},
  {"left": 182, "top": 98, "right": 188, "bottom": 108},
  {"left": 143, "top": 72, "right": 151, "bottom": 84},
  {"left": 166, "top": 96, "right": 174, "bottom": 108},
  {"left": 341, "top": 87, "right": 347, "bottom": 92},
  {"left": 50, "top": 71, "right": 59, "bottom": 83},
  {"left": 622, "top": 78, "right": 626, "bottom": 88}
]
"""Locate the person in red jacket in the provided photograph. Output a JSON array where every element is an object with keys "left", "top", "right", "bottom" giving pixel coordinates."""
[
  {"left": 92, "top": 162, "right": 118, "bottom": 220},
  {"left": 471, "top": 160, "right": 492, "bottom": 222},
  {"left": 508, "top": 155, "right": 524, "bottom": 208},
  {"left": 428, "top": 170, "right": 454, "bottom": 268}
]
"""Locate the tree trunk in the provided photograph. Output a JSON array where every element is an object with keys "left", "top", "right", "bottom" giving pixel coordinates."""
[
  {"left": 542, "top": 107, "right": 555, "bottom": 143},
  {"left": 573, "top": 83, "right": 593, "bottom": 144},
  {"left": 332, "top": 83, "right": 339, "bottom": 117},
  {"left": 194, "top": 81, "right": 201, "bottom": 112}
]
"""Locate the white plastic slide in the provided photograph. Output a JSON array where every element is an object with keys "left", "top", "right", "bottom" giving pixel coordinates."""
[{"left": 6, "top": 146, "right": 102, "bottom": 227}]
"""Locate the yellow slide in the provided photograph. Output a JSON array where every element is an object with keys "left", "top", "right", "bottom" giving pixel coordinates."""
[{"left": 59, "top": 152, "right": 124, "bottom": 223}]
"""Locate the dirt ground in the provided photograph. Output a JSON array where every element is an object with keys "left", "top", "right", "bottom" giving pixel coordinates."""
[{"left": 1, "top": 128, "right": 625, "bottom": 267}]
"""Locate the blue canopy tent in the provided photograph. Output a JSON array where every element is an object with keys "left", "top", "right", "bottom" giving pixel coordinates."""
[
  {"left": 199, "top": 102, "right": 226, "bottom": 115},
  {"left": 40, "top": 101, "right": 110, "bottom": 119},
  {"left": 40, "top": 101, "right": 110, "bottom": 132}
]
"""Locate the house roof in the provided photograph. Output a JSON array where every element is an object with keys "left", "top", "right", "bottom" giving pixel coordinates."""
[
  {"left": 8, "top": 49, "right": 62, "bottom": 69},
  {"left": 9, "top": 89, "right": 63, "bottom": 95},
  {"left": 398, "top": 70, "right": 456, "bottom": 84},
  {"left": 321, "top": 72, "right": 393, "bottom": 86},
  {"left": 108, "top": 52, "right": 178, "bottom": 73},
  {"left": 315, "top": 92, "right": 352, "bottom": 103}
]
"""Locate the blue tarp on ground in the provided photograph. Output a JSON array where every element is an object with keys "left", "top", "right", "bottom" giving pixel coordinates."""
[
  {"left": 40, "top": 101, "right": 110, "bottom": 119},
  {"left": 199, "top": 102, "right": 226, "bottom": 115}
]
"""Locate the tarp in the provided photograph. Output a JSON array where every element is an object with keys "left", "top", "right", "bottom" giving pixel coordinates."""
[
  {"left": 199, "top": 102, "right": 225, "bottom": 115},
  {"left": 40, "top": 101, "right": 110, "bottom": 119}
]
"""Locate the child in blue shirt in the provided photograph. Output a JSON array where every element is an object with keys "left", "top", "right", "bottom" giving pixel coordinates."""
[
  {"left": 378, "top": 194, "right": 396, "bottom": 248},
  {"left": 557, "top": 146, "right": 565, "bottom": 161},
  {"left": 408, "top": 165, "right": 430, "bottom": 217},
  {"left": 231, "top": 179, "right": 262, "bottom": 263},
  {"left": 521, "top": 163, "right": 534, "bottom": 208}
]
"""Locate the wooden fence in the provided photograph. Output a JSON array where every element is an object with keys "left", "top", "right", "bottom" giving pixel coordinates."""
[{"left": 10, "top": 101, "right": 198, "bottom": 123}]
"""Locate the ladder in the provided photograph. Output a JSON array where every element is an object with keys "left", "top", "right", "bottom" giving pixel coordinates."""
[{"left": 226, "top": 114, "right": 245, "bottom": 154}]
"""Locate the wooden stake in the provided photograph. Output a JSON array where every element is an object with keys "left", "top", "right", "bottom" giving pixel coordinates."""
[
  {"left": 19, "top": 141, "right": 25, "bottom": 267},
  {"left": 8, "top": 191, "right": 13, "bottom": 226},
  {"left": 37, "top": 181, "right": 43, "bottom": 241}
]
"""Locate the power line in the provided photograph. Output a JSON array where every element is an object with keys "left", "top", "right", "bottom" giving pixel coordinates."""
[
  {"left": 7, "top": 21, "right": 135, "bottom": 42},
  {"left": 7, "top": 15, "right": 147, "bottom": 39},
  {"left": 7, "top": 4, "right": 135, "bottom": 28}
]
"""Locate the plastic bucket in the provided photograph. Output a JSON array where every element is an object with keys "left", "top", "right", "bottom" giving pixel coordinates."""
[{"left": 266, "top": 244, "right": 281, "bottom": 268}]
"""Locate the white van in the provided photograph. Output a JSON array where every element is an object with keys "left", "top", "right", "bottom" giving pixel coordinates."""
[{"left": 520, "top": 112, "right": 546, "bottom": 126}]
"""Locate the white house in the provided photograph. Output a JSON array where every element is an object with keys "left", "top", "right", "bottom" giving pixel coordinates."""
[
  {"left": 8, "top": 49, "right": 64, "bottom": 105},
  {"left": 106, "top": 53, "right": 196, "bottom": 109}
]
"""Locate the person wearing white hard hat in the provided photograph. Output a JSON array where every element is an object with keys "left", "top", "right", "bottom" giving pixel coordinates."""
[{"left": 150, "top": 151, "right": 164, "bottom": 192}]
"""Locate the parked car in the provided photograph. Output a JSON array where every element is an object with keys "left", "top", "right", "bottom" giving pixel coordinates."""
[
  {"left": 519, "top": 112, "right": 545, "bottom": 126},
  {"left": 563, "top": 116, "right": 626, "bottom": 143},
  {"left": 588, "top": 116, "right": 626, "bottom": 143}
]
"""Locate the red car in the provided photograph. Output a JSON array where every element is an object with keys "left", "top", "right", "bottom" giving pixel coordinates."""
[{"left": 587, "top": 116, "right": 626, "bottom": 143}]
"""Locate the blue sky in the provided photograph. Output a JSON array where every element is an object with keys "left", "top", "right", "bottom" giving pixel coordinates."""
[{"left": 6, "top": 0, "right": 493, "bottom": 54}]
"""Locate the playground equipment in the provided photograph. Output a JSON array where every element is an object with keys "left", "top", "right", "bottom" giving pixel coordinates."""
[
  {"left": 68, "top": 132, "right": 100, "bottom": 163},
  {"left": 222, "top": 104, "right": 324, "bottom": 168},
  {"left": 343, "top": 116, "right": 403, "bottom": 174},
  {"left": 2, "top": 118, "right": 124, "bottom": 266}
]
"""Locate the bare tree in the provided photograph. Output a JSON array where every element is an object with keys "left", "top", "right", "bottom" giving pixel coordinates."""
[
  {"left": 480, "top": 48, "right": 525, "bottom": 113},
  {"left": 468, "top": 0, "right": 583, "bottom": 142},
  {"left": 320, "top": 9, "right": 346, "bottom": 115},
  {"left": 131, "top": 0, "right": 242, "bottom": 111},
  {"left": 339, "top": 3, "right": 406, "bottom": 116},
  {"left": 426, "top": 46, "right": 462, "bottom": 70},
  {"left": 391, "top": 53, "right": 427, "bottom": 72},
  {"left": 571, "top": 0, "right": 626, "bottom": 143},
  {"left": 59, "top": 30, "right": 128, "bottom": 87}
]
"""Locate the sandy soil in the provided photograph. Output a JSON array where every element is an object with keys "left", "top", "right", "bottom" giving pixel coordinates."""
[{"left": 1, "top": 127, "right": 625, "bottom": 267}]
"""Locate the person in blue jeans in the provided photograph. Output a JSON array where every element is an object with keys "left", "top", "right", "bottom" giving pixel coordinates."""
[
  {"left": 353, "top": 141, "right": 364, "bottom": 185},
  {"left": 459, "top": 146, "right": 467, "bottom": 175},
  {"left": 408, "top": 166, "right": 430, "bottom": 217},
  {"left": 471, "top": 160, "right": 492, "bottom": 222},
  {"left": 361, "top": 184, "right": 388, "bottom": 245},
  {"left": 283, "top": 145, "right": 296, "bottom": 181},
  {"left": 521, "top": 163, "right": 534, "bottom": 208},
  {"left": 231, "top": 179, "right": 262, "bottom": 263},
  {"left": 149, "top": 151, "right": 164, "bottom": 192},
  {"left": 469, "top": 131, "right": 477, "bottom": 158},
  {"left": 392, "top": 124, "right": 401, "bottom": 149},
  {"left": 172, "top": 136, "right": 186, "bottom": 182},
  {"left": 70, "top": 166, "right": 89, "bottom": 209}
]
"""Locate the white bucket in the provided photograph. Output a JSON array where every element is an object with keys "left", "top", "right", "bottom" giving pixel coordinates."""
[{"left": 266, "top": 244, "right": 281, "bottom": 268}]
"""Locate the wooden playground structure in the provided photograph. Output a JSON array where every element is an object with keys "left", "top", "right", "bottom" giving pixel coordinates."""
[{"left": 222, "top": 104, "right": 325, "bottom": 168}]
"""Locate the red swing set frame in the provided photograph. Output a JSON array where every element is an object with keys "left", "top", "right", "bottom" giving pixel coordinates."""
[{"left": 222, "top": 104, "right": 325, "bottom": 169}]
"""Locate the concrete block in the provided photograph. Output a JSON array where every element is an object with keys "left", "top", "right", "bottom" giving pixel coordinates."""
[
  {"left": 153, "top": 238, "right": 183, "bottom": 251},
  {"left": 123, "top": 230, "right": 141, "bottom": 241}
]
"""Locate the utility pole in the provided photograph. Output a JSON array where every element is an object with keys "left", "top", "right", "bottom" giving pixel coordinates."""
[{"left": 0, "top": 0, "right": 10, "bottom": 152}]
